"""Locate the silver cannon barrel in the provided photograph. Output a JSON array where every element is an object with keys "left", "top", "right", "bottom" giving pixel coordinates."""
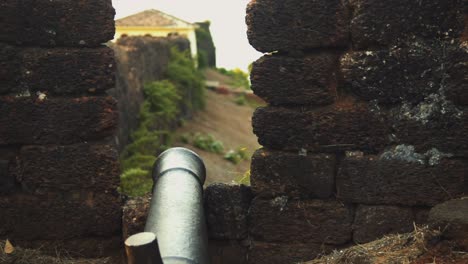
[{"left": 126, "top": 147, "right": 210, "bottom": 264}]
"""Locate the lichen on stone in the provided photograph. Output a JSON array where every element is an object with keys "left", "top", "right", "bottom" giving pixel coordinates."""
[
  {"left": 270, "top": 196, "right": 288, "bottom": 211},
  {"left": 380, "top": 145, "right": 453, "bottom": 166}
]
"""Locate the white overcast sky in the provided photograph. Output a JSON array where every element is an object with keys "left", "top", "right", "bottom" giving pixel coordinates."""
[{"left": 112, "top": 0, "right": 262, "bottom": 71}]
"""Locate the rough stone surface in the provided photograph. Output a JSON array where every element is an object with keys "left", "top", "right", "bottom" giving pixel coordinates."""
[
  {"left": 429, "top": 197, "right": 468, "bottom": 240},
  {"left": 353, "top": 205, "right": 414, "bottom": 244},
  {"left": 414, "top": 207, "right": 431, "bottom": 226},
  {"left": 248, "top": 241, "right": 333, "bottom": 264},
  {"left": 251, "top": 53, "right": 339, "bottom": 106},
  {"left": 0, "top": 96, "right": 118, "bottom": 145},
  {"left": 204, "top": 183, "right": 253, "bottom": 240},
  {"left": 16, "top": 143, "right": 120, "bottom": 194},
  {"left": 122, "top": 195, "right": 151, "bottom": 239},
  {"left": 16, "top": 237, "right": 122, "bottom": 258},
  {"left": 246, "top": 0, "right": 349, "bottom": 52},
  {"left": 0, "top": 0, "right": 115, "bottom": 46},
  {"left": 341, "top": 41, "right": 468, "bottom": 105},
  {"left": 350, "top": 0, "right": 465, "bottom": 49},
  {"left": 209, "top": 240, "right": 248, "bottom": 264},
  {"left": 252, "top": 102, "right": 389, "bottom": 153},
  {"left": 110, "top": 36, "right": 191, "bottom": 150},
  {"left": 250, "top": 148, "right": 335, "bottom": 198},
  {"left": 18, "top": 47, "right": 116, "bottom": 95},
  {"left": 0, "top": 192, "right": 121, "bottom": 240},
  {"left": 0, "top": 43, "right": 20, "bottom": 94},
  {"left": 249, "top": 198, "right": 353, "bottom": 244},
  {"left": 390, "top": 107, "right": 468, "bottom": 156},
  {"left": 337, "top": 155, "right": 466, "bottom": 206},
  {"left": 0, "top": 160, "right": 14, "bottom": 194}
]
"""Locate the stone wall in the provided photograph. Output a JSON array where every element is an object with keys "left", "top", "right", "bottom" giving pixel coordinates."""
[
  {"left": 0, "top": 0, "right": 121, "bottom": 257},
  {"left": 109, "top": 36, "right": 190, "bottom": 150},
  {"left": 242, "top": 0, "right": 467, "bottom": 263}
]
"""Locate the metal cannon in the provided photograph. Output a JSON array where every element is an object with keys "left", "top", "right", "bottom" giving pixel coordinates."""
[{"left": 125, "top": 147, "right": 210, "bottom": 264}]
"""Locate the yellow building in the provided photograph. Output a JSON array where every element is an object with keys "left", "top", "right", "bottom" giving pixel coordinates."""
[{"left": 115, "top": 9, "right": 198, "bottom": 59}]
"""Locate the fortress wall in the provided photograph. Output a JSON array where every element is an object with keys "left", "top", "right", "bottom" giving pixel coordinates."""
[{"left": 0, "top": 0, "right": 121, "bottom": 257}]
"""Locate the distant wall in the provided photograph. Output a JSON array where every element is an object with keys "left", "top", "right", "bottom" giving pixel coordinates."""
[
  {"left": 0, "top": 0, "right": 121, "bottom": 257},
  {"left": 109, "top": 36, "right": 190, "bottom": 150}
]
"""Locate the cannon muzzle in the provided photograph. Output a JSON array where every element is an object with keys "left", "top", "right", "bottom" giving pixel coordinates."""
[{"left": 125, "top": 147, "right": 210, "bottom": 264}]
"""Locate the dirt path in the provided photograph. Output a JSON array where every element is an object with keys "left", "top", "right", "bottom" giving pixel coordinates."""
[{"left": 172, "top": 90, "right": 260, "bottom": 185}]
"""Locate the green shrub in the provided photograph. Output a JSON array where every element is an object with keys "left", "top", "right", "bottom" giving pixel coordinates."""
[
  {"left": 167, "top": 47, "right": 205, "bottom": 110},
  {"left": 143, "top": 80, "right": 181, "bottom": 121},
  {"left": 121, "top": 154, "right": 156, "bottom": 172},
  {"left": 234, "top": 95, "right": 247, "bottom": 105},
  {"left": 120, "top": 168, "right": 153, "bottom": 197},
  {"left": 224, "top": 147, "right": 250, "bottom": 164},
  {"left": 216, "top": 67, "right": 250, "bottom": 90},
  {"left": 193, "top": 133, "right": 224, "bottom": 154}
]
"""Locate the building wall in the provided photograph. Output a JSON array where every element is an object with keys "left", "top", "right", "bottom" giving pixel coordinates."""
[
  {"left": 115, "top": 26, "right": 198, "bottom": 59},
  {"left": 0, "top": 0, "right": 121, "bottom": 257}
]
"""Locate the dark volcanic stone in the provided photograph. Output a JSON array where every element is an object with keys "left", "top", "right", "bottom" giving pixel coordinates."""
[
  {"left": 337, "top": 155, "right": 466, "bottom": 206},
  {"left": 249, "top": 198, "right": 353, "bottom": 244},
  {"left": 0, "top": 192, "right": 121, "bottom": 240},
  {"left": 0, "top": 96, "right": 118, "bottom": 145},
  {"left": 246, "top": 0, "right": 349, "bottom": 52},
  {"left": 353, "top": 205, "right": 414, "bottom": 244},
  {"left": 251, "top": 53, "right": 340, "bottom": 106},
  {"left": 20, "top": 47, "right": 116, "bottom": 95},
  {"left": 122, "top": 195, "right": 151, "bottom": 239},
  {"left": 204, "top": 183, "right": 253, "bottom": 240},
  {"left": 429, "top": 197, "right": 468, "bottom": 240},
  {"left": 248, "top": 241, "right": 334, "bottom": 264},
  {"left": 0, "top": 43, "right": 20, "bottom": 94},
  {"left": 209, "top": 240, "right": 248, "bottom": 264},
  {"left": 250, "top": 148, "right": 336, "bottom": 198},
  {"left": 17, "top": 143, "right": 120, "bottom": 193},
  {"left": 1, "top": 0, "right": 115, "bottom": 47},
  {"left": 341, "top": 41, "right": 468, "bottom": 105},
  {"left": 252, "top": 102, "right": 389, "bottom": 153},
  {"left": 350, "top": 0, "right": 465, "bottom": 49},
  {"left": 390, "top": 105, "right": 468, "bottom": 156},
  {"left": 0, "top": 160, "right": 14, "bottom": 194}
]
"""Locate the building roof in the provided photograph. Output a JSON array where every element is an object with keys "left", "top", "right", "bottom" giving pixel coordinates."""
[{"left": 115, "top": 9, "right": 195, "bottom": 28}]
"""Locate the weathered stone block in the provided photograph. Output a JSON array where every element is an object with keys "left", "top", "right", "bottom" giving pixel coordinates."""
[
  {"left": 337, "top": 154, "right": 466, "bottom": 206},
  {"left": 209, "top": 240, "right": 248, "bottom": 264},
  {"left": 122, "top": 195, "right": 151, "bottom": 239},
  {"left": 17, "top": 143, "right": 119, "bottom": 194},
  {"left": 341, "top": 41, "right": 468, "bottom": 105},
  {"left": 0, "top": 0, "right": 115, "bottom": 47},
  {"left": 0, "top": 1, "right": 21, "bottom": 43},
  {"left": 0, "top": 44, "right": 20, "bottom": 94},
  {"left": 246, "top": 0, "right": 349, "bottom": 52},
  {"left": 251, "top": 53, "right": 339, "bottom": 105},
  {"left": 0, "top": 160, "right": 14, "bottom": 194},
  {"left": 0, "top": 192, "right": 121, "bottom": 240},
  {"left": 252, "top": 102, "right": 389, "bottom": 153},
  {"left": 0, "top": 96, "right": 118, "bottom": 145},
  {"left": 353, "top": 205, "right": 414, "bottom": 244},
  {"left": 20, "top": 47, "right": 116, "bottom": 95},
  {"left": 429, "top": 197, "right": 468, "bottom": 240},
  {"left": 204, "top": 183, "right": 253, "bottom": 240},
  {"left": 249, "top": 198, "right": 353, "bottom": 244},
  {"left": 251, "top": 148, "right": 335, "bottom": 198},
  {"left": 15, "top": 236, "right": 122, "bottom": 258},
  {"left": 390, "top": 105, "right": 468, "bottom": 156},
  {"left": 248, "top": 241, "right": 334, "bottom": 264},
  {"left": 350, "top": 0, "right": 465, "bottom": 49}
]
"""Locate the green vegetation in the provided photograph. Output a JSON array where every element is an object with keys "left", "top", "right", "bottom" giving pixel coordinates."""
[
  {"left": 195, "top": 21, "right": 216, "bottom": 68},
  {"left": 234, "top": 95, "right": 247, "bottom": 105},
  {"left": 216, "top": 67, "right": 250, "bottom": 90},
  {"left": 236, "top": 170, "right": 251, "bottom": 185},
  {"left": 120, "top": 47, "right": 205, "bottom": 197},
  {"left": 224, "top": 147, "right": 249, "bottom": 164},
  {"left": 180, "top": 132, "right": 224, "bottom": 154}
]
